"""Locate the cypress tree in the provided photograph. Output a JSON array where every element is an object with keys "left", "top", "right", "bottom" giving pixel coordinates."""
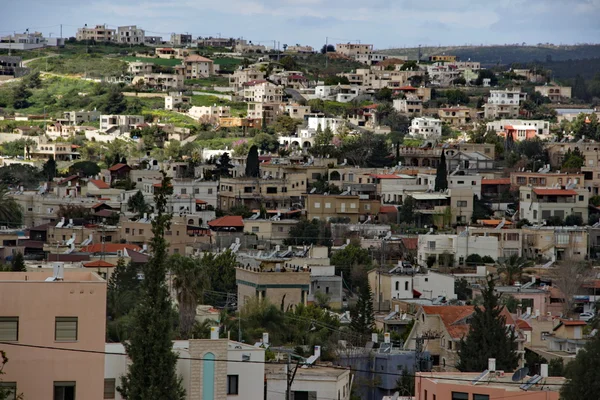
[
  {"left": 350, "top": 282, "right": 375, "bottom": 336},
  {"left": 245, "top": 145, "right": 260, "bottom": 177},
  {"left": 560, "top": 334, "right": 600, "bottom": 399},
  {"left": 11, "top": 252, "right": 26, "bottom": 272},
  {"left": 457, "top": 277, "right": 519, "bottom": 372},
  {"left": 434, "top": 150, "right": 448, "bottom": 191},
  {"left": 118, "top": 171, "right": 185, "bottom": 400}
]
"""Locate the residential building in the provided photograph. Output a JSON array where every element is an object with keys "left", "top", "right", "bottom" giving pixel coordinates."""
[
  {"left": 243, "top": 80, "right": 283, "bottom": 103},
  {"left": 408, "top": 117, "right": 442, "bottom": 138},
  {"left": 100, "top": 114, "right": 144, "bottom": 133},
  {"left": 127, "top": 61, "right": 153, "bottom": 75},
  {"left": 0, "top": 56, "right": 25, "bottom": 78},
  {"left": 438, "top": 107, "right": 471, "bottom": 126},
  {"left": 247, "top": 102, "right": 283, "bottom": 125},
  {"left": 314, "top": 84, "right": 361, "bottom": 103},
  {"left": 189, "top": 105, "right": 231, "bottom": 122},
  {"left": 305, "top": 193, "right": 380, "bottom": 223},
  {"left": 62, "top": 110, "right": 101, "bottom": 126},
  {"left": 76, "top": 24, "right": 115, "bottom": 42},
  {"left": 405, "top": 305, "right": 524, "bottom": 371},
  {"left": 266, "top": 362, "right": 351, "bottom": 400},
  {"left": 355, "top": 52, "right": 389, "bottom": 65},
  {"left": 117, "top": 25, "right": 145, "bottom": 44},
  {"left": 143, "top": 35, "right": 163, "bottom": 45},
  {"left": 229, "top": 68, "right": 265, "bottom": 91},
  {"left": 487, "top": 119, "right": 550, "bottom": 137},
  {"left": 165, "top": 93, "right": 191, "bottom": 110},
  {"left": 336, "top": 43, "right": 374, "bottom": 57},
  {"left": 393, "top": 96, "right": 423, "bottom": 115},
  {"left": 236, "top": 263, "right": 311, "bottom": 310},
  {"left": 414, "top": 372, "right": 563, "bottom": 400},
  {"left": 29, "top": 140, "right": 80, "bottom": 161},
  {"left": 535, "top": 85, "right": 572, "bottom": 102},
  {"left": 519, "top": 186, "right": 588, "bottom": 225},
  {"left": 522, "top": 226, "right": 588, "bottom": 262},
  {"left": 285, "top": 44, "right": 314, "bottom": 53},
  {"left": 218, "top": 174, "right": 305, "bottom": 211},
  {"left": 467, "top": 226, "right": 522, "bottom": 259},
  {"left": 428, "top": 55, "right": 457, "bottom": 62},
  {"left": 285, "top": 104, "right": 312, "bottom": 120},
  {"left": 0, "top": 270, "right": 106, "bottom": 399},
  {"left": 183, "top": 55, "right": 214, "bottom": 78},
  {"left": 155, "top": 47, "right": 190, "bottom": 59},
  {"left": 105, "top": 338, "right": 265, "bottom": 400},
  {"left": 417, "top": 232, "right": 499, "bottom": 268},
  {"left": 243, "top": 218, "right": 299, "bottom": 243},
  {"left": 170, "top": 33, "right": 192, "bottom": 46},
  {"left": 510, "top": 172, "right": 584, "bottom": 188},
  {"left": 495, "top": 285, "right": 552, "bottom": 317},
  {"left": 132, "top": 73, "right": 184, "bottom": 90},
  {"left": 484, "top": 89, "right": 526, "bottom": 119}
]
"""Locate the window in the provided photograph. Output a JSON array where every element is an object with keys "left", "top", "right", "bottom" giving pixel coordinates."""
[
  {"left": 405, "top": 281, "right": 409, "bottom": 291},
  {"left": 139, "top": 229, "right": 144, "bottom": 235},
  {"left": 194, "top": 188, "right": 200, "bottom": 194},
  {"left": 125, "top": 228, "right": 130, "bottom": 234},
  {"left": 314, "top": 202, "right": 321, "bottom": 209},
  {"left": 579, "top": 195, "right": 584, "bottom": 201},
  {"left": 451, "top": 392, "right": 469, "bottom": 400},
  {"left": 457, "top": 200, "right": 467, "bottom": 207},
  {"left": 473, "top": 395, "right": 490, "bottom": 400},
  {"left": 325, "top": 203, "right": 331, "bottom": 209},
  {"left": 227, "top": 375, "right": 239, "bottom": 395},
  {"left": 428, "top": 241, "right": 436, "bottom": 250},
  {"left": 0, "top": 383, "right": 16, "bottom": 400},
  {"left": 104, "top": 379, "right": 116, "bottom": 399},
  {"left": 505, "top": 233, "right": 520, "bottom": 241},
  {"left": 252, "top": 226, "right": 259, "bottom": 233},
  {"left": 181, "top": 188, "right": 187, "bottom": 195},
  {"left": 55, "top": 317, "right": 78, "bottom": 342},
  {"left": 208, "top": 188, "right": 213, "bottom": 195},
  {"left": 350, "top": 203, "right": 356, "bottom": 209},
  {"left": 395, "top": 282, "right": 400, "bottom": 291},
  {"left": 54, "top": 382, "right": 76, "bottom": 400},
  {"left": 0, "top": 317, "right": 18, "bottom": 341}
]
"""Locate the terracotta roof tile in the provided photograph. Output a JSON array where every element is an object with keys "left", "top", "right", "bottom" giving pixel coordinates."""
[
  {"left": 379, "top": 205, "right": 398, "bottom": 213},
  {"left": 89, "top": 179, "right": 110, "bottom": 189},
  {"left": 83, "top": 260, "right": 115, "bottom": 268},
  {"left": 481, "top": 178, "right": 511, "bottom": 185},
  {"left": 184, "top": 55, "right": 213, "bottom": 63},
  {"left": 208, "top": 215, "right": 244, "bottom": 228},
  {"left": 422, "top": 305, "right": 515, "bottom": 339},
  {"left": 108, "top": 163, "right": 130, "bottom": 172},
  {"left": 533, "top": 188, "right": 577, "bottom": 196}
]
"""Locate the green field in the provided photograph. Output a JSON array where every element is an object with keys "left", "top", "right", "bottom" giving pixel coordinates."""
[
  {"left": 185, "top": 76, "right": 230, "bottom": 87},
  {"left": 120, "top": 56, "right": 183, "bottom": 67},
  {"left": 191, "top": 95, "right": 247, "bottom": 116},
  {"left": 141, "top": 109, "right": 197, "bottom": 127},
  {"left": 213, "top": 57, "right": 243, "bottom": 72},
  {"left": 27, "top": 54, "right": 127, "bottom": 77}
]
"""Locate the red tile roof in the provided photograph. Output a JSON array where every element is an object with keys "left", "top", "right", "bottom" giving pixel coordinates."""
[
  {"left": 516, "top": 319, "right": 532, "bottom": 331},
  {"left": 208, "top": 215, "right": 244, "bottom": 228},
  {"left": 401, "top": 237, "right": 418, "bottom": 250},
  {"left": 80, "top": 243, "right": 141, "bottom": 253},
  {"left": 58, "top": 175, "right": 79, "bottom": 185},
  {"left": 288, "top": 74, "right": 306, "bottom": 80},
  {"left": 363, "top": 104, "right": 379, "bottom": 109},
  {"left": 480, "top": 219, "right": 513, "bottom": 226},
  {"left": 533, "top": 188, "right": 577, "bottom": 196},
  {"left": 379, "top": 205, "right": 398, "bottom": 213},
  {"left": 195, "top": 199, "right": 208, "bottom": 204},
  {"left": 91, "top": 202, "right": 109, "bottom": 209},
  {"left": 422, "top": 305, "right": 515, "bottom": 339},
  {"left": 89, "top": 179, "right": 110, "bottom": 189},
  {"left": 558, "top": 319, "right": 587, "bottom": 327},
  {"left": 397, "top": 85, "right": 416, "bottom": 91},
  {"left": 83, "top": 260, "right": 115, "bottom": 268},
  {"left": 108, "top": 163, "right": 129, "bottom": 172},
  {"left": 184, "top": 55, "right": 213, "bottom": 63},
  {"left": 481, "top": 178, "right": 511, "bottom": 185},
  {"left": 370, "top": 174, "right": 403, "bottom": 179}
]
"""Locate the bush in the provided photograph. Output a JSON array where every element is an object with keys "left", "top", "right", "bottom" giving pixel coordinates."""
[{"left": 466, "top": 254, "right": 483, "bottom": 265}]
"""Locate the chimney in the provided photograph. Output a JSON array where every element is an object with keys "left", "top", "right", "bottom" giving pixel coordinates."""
[
  {"left": 210, "top": 326, "right": 219, "bottom": 340},
  {"left": 371, "top": 333, "right": 378, "bottom": 343},
  {"left": 262, "top": 332, "right": 269, "bottom": 345},
  {"left": 488, "top": 358, "right": 496, "bottom": 372},
  {"left": 540, "top": 363, "right": 548, "bottom": 378},
  {"left": 384, "top": 333, "right": 391, "bottom": 344}
]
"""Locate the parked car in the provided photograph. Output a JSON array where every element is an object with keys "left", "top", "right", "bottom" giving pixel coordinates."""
[{"left": 579, "top": 312, "right": 595, "bottom": 322}]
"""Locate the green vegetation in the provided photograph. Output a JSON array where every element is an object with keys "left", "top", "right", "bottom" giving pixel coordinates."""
[
  {"left": 120, "top": 56, "right": 182, "bottom": 67},
  {"left": 295, "top": 54, "right": 364, "bottom": 80},
  {"left": 28, "top": 54, "right": 127, "bottom": 77},
  {"left": 141, "top": 109, "right": 197, "bottom": 127},
  {"left": 213, "top": 57, "right": 243, "bottom": 72},
  {"left": 560, "top": 335, "right": 600, "bottom": 399},
  {"left": 184, "top": 76, "right": 229, "bottom": 87},
  {"left": 191, "top": 94, "right": 246, "bottom": 116}
]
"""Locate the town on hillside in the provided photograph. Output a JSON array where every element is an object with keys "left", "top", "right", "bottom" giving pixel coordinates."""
[{"left": 1, "top": 18, "right": 600, "bottom": 400}]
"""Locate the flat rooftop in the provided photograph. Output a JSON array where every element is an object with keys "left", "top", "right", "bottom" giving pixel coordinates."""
[
  {"left": 0, "top": 270, "right": 104, "bottom": 282},
  {"left": 417, "top": 372, "right": 565, "bottom": 392},
  {"left": 266, "top": 363, "right": 350, "bottom": 380}
]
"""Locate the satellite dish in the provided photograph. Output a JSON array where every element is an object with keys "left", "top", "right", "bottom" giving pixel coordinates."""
[{"left": 512, "top": 367, "right": 529, "bottom": 382}]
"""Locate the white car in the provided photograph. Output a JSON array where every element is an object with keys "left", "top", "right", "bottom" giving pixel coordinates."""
[{"left": 579, "top": 312, "right": 596, "bottom": 322}]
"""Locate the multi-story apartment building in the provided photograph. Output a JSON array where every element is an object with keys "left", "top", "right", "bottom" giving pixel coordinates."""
[
  {"left": 519, "top": 186, "right": 589, "bottom": 225},
  {"left": 243, "top": 80, "right": 283, "bottom": 103},
  {"left": 510, "top": 172, "right": 584, "bottom": 188},
  {"left": 484, "top": 89, "right": 526, "bottom": 119},
  {"left": 170, "top": 33, "right": 192, "bottom": 46},
  {"left": 229, "top": 68, "right": 265, "bottom": 91},
  {"left": 189, "top": 105, "right": 231, "bottom": 121},
  {"left": 155, "top": 47, "right": 190, "bottom": 59},
  {"left": 164, "top": 93, "right": 191, "bottom": 110},
  {"left": 535, "top": 85, "right": 572, "bottom": 102},
  {"left": 0, "top": 269, "right": 106, "bottom": 399},
  {"left": 393, "top": 96, "right": 423, "bottom": 115},
  {"left": 467, "top": 226, "right": 523, "bottom": 259},
  {"left": 62, "top": 110, "right": 101, "bottom": 126},
  {"left": 218, "top": 174, "right": 305, "bottom": 211},
  {"left": 437, "top": 107, "right": 471, "bottom": 126},
  {"left": 408, "top": 117, "right": 442, "bottom": 138},
  {"left": 522, "top": 226, "right": 588, "bottom": 262},
  {"left": 183, "top": 55, "right": 214, "bottom": 78},
  {"left": 76, "top": 24, "right": 115, "bottom": 42},
  {"left": 132, "top": 73, "right": 184, "bottom": 90},
  {"left": 0, "top": 56, "right": 24, "bottom": 78},
  {"left": 335, "top": 43, "right": 374, "bottom": 57},
  {"left": 247, "top": 102, "right": 283, "bottom": 125},
  {"left": 100, "top": 114, "right": 144, "bottom": 133},
  {"left": 304, "top": 193, "right": 380, "bottom": 223},
  {"left": 417, "top": 231, "right": 499, "bottom": 267},
  {"left": 29, "top": 140, "right": 80, "bottom": 161},
  {"left": 487, "top": 119, "right": 550, "bottom": 136},
  {"left": 117, "top": 25, "right": 145, "bottom": 44},
  {"left": 127, "top": 61, "right": 153, "bottom": 75}
]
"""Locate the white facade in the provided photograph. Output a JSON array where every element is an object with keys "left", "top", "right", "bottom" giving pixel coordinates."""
[
  {"left": 188, "top": 105, "right": 231, "bottom": 121},
  {"left": 243, "top": 81, "right": 283, "bottom": 103},
  {"left": 486, "top": 119, "right": 550, "bottom": 136},
  {"left": 266, "top": 363, "right": 351, "bottom": 400},
  {"left": 165, "top": 94, "right": 191, "bottom": 110},
  {"left": 408, "top": 117, "right": 442, "bottom": 138},
  {"left": 100, "top": 114, "right": 144, "bottom": 133},
  {"left": 487, "top": 89, "right": 525, "bottom": 106},
  {"left": 417, "top": 234, "right": 499, "bottom": 267},
  {"left": 117, "top": 25, "right": 145, "bottom": 44},
  {"left": 519, "top": 186, "right": 589, "bottom": 225},
  {"left": 413, "top": 271, "right": 456, "bottom": 300},
  {"left": 307, "top": 117, "right": 346, "bottom": 133}
]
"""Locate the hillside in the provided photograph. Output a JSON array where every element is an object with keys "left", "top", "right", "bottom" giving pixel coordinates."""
[{"left": 381, "top": 44, "right": 600, "bottom": 65}]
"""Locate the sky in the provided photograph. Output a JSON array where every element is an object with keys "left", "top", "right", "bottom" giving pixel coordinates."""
[{"left": 1, "top": 0, "right": 599, "bottom": 49}]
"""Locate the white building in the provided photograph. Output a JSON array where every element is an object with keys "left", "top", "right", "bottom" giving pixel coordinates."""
[
  {"left": 519, "top": 186, "right": 589, "bottom": 225},
  {"left": 165, "top": 93, "right": 191, "bottom": 110},
  {"left": 408, "top": 117, "right": 442, "bottom": 138},
  {"left": 105, "top": 337, "right": 265, "bottom": 400},
  {"left": 127, "top": 61, "right": 153, "bottom": 76},
  {"left": 188, "top": 105, "right": 231, "bottom": 121},
  {"left": 117, "top": 25, "right": 145, "bottom": 44},
  {"left": 242, "top": 80, "right": 283, "bottom": 103},
  {"left": 417, "top": 233, "right": 499, "bottom": 267},
  {"left": 484, "top": 89, "right": 526, "bottom": 119},
  {"left": 62, "top": 110, "right": 100, "bottom": 126},
  {"left": 100, "top": 114, "right": 144, "bottom": 133},
  {"left": 308, "top": 116, "right": 346, "bottom": 133},
  {"left": 314, "top": 85, "right": 361, "bottom": 103},
  {"left": 486, "top": 119, "right": 550, "bottom": 136}
]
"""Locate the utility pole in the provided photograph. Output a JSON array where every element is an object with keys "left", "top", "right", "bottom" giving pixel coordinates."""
[
  {"left": 286, "top": 352, "right": 299, "bottom": 400},
  {"left": 325, "top": 36, "right": 329, "bottom": 69}
]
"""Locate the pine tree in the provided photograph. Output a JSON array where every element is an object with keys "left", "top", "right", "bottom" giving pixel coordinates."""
[
  {"left": 560, "top": 334, "right": 600, "bottom": 399},
  {"left": 127, "top": 190, "right": 149, "bottom": 219},
  {"left": 245, "top": 145, "right": 260, "bottom": 177},
  {"left": 434, "top": 150, "right": 448, "bottom": 191},
  {"left": 11, "top": 252, "right": 25, "bottom": 272},
  {"left": 42, "top": 156, "right": 57, "bottom": 181},
  {"left": 350, "top": 282, "right": 375, "bottom": 336},
  {"left": 456, "top": 277, "right": 519, "bottom": 372},
  {"left": 118, "top": 171, "right": 185, "bottom": 400}
]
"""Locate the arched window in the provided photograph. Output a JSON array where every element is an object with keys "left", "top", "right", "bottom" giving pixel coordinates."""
[
  {"left": 405, "top": 281, "right": 409, "bottom": 291},
  {"left": 395, "top": 281, "right": 400, "bottom": 291},
  {"left": 330, "top": 171, "right": 341, "bottom": 181},
  {"left": 188, "top": 218, "right": 194, "bottom": 225}
]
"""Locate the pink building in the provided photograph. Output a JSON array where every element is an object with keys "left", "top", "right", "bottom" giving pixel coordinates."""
[
  {"left": 415, "top": 372, "right": 564, "bottom": 400},
  {"left": 0, "top": 269, "right": 106, "bottom": 400}
]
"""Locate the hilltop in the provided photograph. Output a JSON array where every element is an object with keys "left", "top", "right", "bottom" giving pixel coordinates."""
[{"left": 381, "top": 44, "right": 600, "bottom": 65}]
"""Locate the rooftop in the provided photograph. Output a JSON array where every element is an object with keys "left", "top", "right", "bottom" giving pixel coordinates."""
[
  {"left": 532, "top": 188, "right": 577, "bottom": 196},
  {"left": 0, "top": 270, "right": 104, "bottom": 282},
  {"left": 416, "top": 372, "right": 564, "bottom": 392}
]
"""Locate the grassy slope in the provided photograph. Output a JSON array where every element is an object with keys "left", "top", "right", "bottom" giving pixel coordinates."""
[
  {"left": 120, "top": 56, "right": 182, "bottom": 67},
  {"left": 27, "top": 54, "right": 127, "bottom": 77}
]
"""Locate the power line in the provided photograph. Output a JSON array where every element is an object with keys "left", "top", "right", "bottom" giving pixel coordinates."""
[{"left": 0, "top": 341, "right": 566, "bottom": 387}]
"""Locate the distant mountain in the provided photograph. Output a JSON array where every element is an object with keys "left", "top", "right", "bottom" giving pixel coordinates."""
[{"left": 380, "top": 44, "right": 600, "bottom": 66}]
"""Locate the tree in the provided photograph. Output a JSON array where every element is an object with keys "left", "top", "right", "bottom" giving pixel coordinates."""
[
  {"left": 0, "top": 186, "right": 23, "bottom": 228},
  {"left": 400, "top": 60, "right": 419, "bottom": 71},
  {"left": 560, "top": 335, "right": 600, "bottom": 399},
  {"left": 395, "top": 366, "right": 415, "bottom": 397},
  {"left": 331, "top": 244, "right": 372, "bottom": 290},
  {"left": 11, "top": 82, "right": 31, "bottom": 109},
  {"left": 350, "top": 282, "right": 375, "bottom": 336},
  {"left": 101, "top": 86, "right": 127, "bottom": 114},
  {"left": 399, "top": 196, "right": 416, "bottom": 224},
  {"left": 42, "top": 156, "right": 57, "bottom": 181},
  {"left": 272, "top": 115, "right": 302, "bottom": 136},
  {"left": 200, "top": 250, "right": 237, "bottom": 295},
  {"left": 10, "top": 251, "right": 25, "bottom": 272},
  {"left": 565, "top": 214, "right": 584, "bottom": 226},
  {"left": 69, "top": 160, "right": 101, "bottom": 177},
  {"left": 212, "top": 152, "right": 234, "bottom": 178},
  {"left": 434, "top": 150, "right": 448, "bottom": 191},
  {"left": 476, "top": 69, "right": 498, "bottom": 86},
  {"left": 366, "top": 136, "right": 394, "bottom": 168},
  {"left": 253, "top": 132, "right": 279, "bottom": 153},
  {"left": 320, "top": 44, "right": 335, "bottom": 54},
  {"left": 127, "top": 190, "right": 149, "bottom": 218},
  {"left": 562, "top": 147, "right": 585, "bottom": 170},
  {"left": 457, "top": 278, "right": 519, "bottom": 372},
  {"left": 24, "top": 71, "right": 42, "bottom": 88},
  {"left": 279, "top": 55, "right": 297, "bottom": 71},
  {"left": 445, "top": 89, "right": 470, "bottom": 105},
  {"left": 455, "top": 278, "right": 473, "bottom": 301},
  {"left": 169, "top": 254, "right": 210, "bottom": 339},
  {"left": 284, "top": 219, "right": 331, "bottom": 246},
  {"left": 323, "top": 76, "right": 350, "bottom": 86},
  {"left": 311, "top": 125, "right": 335, "bottom": 157},
  {"left": 374, "top": 87, "right": 393, "bottom": 102},
  {"left": 572, "top": 74, "right": 590, "bottom": 102},
  {"left": 497, "top": 255, "right": 533, "bottom": 285},
  {"left": 119, "top": 171, "right": 184, "bottom": 399},
  {"left": 552, "top": 261, "right": 594, "bottom": 317},
  {"left": 245, "top": 145, "right": 260, "bottom": 177}
]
